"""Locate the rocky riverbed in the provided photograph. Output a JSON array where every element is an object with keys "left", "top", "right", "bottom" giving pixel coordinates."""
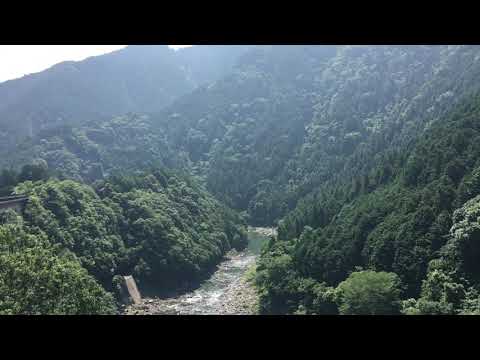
[
  {"left": 123, "top": 227, "right": 274, "bottom": 315},
  {"left": 248, "top": 226, "right": 277, "bottom": 238},
  {"left": 123, "top": 251, "right": 259, "bottom": 315}
]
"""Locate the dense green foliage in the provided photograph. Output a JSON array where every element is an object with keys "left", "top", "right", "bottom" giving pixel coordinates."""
[
  {"left": 0, "top": 45, "right": 250, "bottom": 155},
  {"left": 4, "top": 45, "right": 480, "bottom": 315},
  {"left": 8, "top": 46, "right": 480, "bottom": 225},
  {"left": 149, "top": 45, "right": 480, "bottom": 228},
  {"left": 0, "top": 211, "right": 117, "bottom": 314},
  {"left": 335, "top": 271, "right": 403, "bottom": 315},
  {"left": 0, "top": 160, "right": 49, "bottom": 195},
  {"left": 256, "top": 91, "right": 480, "bottom": 314},
  {"left": 4, "top": 115, "right": 178, "bottom": 183},
  {"left": 0, "top": 168, "right": 246, "bottom": 313}
]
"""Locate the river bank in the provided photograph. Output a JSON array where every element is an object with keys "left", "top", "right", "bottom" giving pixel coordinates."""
[
  {"left": 122, "top": 227, "right": 272, "bottom": 315},
  {"left": 123, "top": 251, "right": 259, "bottom": 315},
  {"left": 216, "top": 266, "right": 259, "bottom": 315}
]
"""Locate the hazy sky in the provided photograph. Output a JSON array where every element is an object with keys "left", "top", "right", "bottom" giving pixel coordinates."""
[{"left": 0, "top": 45, "right": 193, "bottom": 83}]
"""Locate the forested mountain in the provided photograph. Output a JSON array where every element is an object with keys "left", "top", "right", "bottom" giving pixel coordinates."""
[
  {"left": 0, "top": 166, "right": 246, "bottom": 314},
  {"left": 3, "top": 45, "right": 480, "bottom": 314},
  {"left": 0, "top": 45, "right": 250, "bottom": 154},
  {"left": 256, "top": 93, "right": 480, "bottom": 314},
  {"left": 158, "top": 45, "right": 480, "bottom": 227},
  {"left": 9, "top": 46, "right": 480, "bottom": 222}
]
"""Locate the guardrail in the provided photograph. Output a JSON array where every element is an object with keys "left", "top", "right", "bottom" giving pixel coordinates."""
[{"left": 0, "top": 195, "right": 29, "bottom": 211}]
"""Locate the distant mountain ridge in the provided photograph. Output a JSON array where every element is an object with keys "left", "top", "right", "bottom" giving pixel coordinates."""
[
  {"left": 0, "top": 45, "right": 251, "bottom": 153},
  {"left": 7, "top": 45, "right": 480, "bottom": 221},
  {"left": 5, "top": 45, "right": 480, "bottom": 314}
]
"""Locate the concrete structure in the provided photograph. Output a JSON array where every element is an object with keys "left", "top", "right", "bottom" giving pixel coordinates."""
[
  {"left": 0, "top": 195, "right": 29, "bottom": 213},
  {"left": 120, "top": 275, "right": 142, "bottom": 305}
]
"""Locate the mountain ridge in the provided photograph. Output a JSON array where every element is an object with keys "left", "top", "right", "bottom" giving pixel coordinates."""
[
  {"left": 4, "top": 45, "right": 480, "bottom": 314},
  {"left": 0, "top": 45, "right": 252, "bottom": 153}
]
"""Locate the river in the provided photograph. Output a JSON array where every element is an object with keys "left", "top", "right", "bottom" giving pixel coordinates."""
[{"left": 123, "top": 227, "right": 275, "bottom": 315}]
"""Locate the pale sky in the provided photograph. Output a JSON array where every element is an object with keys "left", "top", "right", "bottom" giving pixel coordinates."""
[{"left": 0, "top": 45, "right": 193, "bottom": 83}]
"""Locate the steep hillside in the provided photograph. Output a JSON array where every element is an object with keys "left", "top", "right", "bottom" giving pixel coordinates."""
[
  {"left": 0, "top": 45, "right": 250, "bottom": 154},
  {"left": 5, "top": 45, "right": 480, "bottom": 315},
  {"left": 0, "top": 168, "right": 247, "bottom": 314},
  {"left": 256, "top": 90, "right": 480, "bottom": 315},
  {"left": 7, "top": 46, "right": 480, "bottom": 226},
  {"left": 150, "top": 45, "right": 480, "bottom": 225}
]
